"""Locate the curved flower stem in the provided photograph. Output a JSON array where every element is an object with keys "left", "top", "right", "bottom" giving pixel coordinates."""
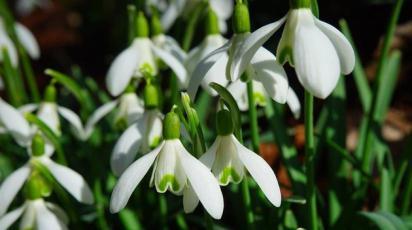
[
  {"left": 304, "top": 90, "right": 318, "bottom": 230},
  {"left": 241, "top": 179, "right": 255, "bottom": 230}
]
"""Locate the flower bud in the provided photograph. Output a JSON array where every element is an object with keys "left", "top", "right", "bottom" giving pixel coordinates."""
[
  {"left": 44, "top": 84, "right": 56, "bottom": 102},
  {"left": 31, "top": 134, "right": 45, "bottom": 157},
  {"left": 163, "top": 111, "right": 180, "bottom": 140},
  {"left": 23, "top": 171, "right": 52, "bottom": 200},
  {"left": 135, "top": 11, "right": 149, "bottom": 38},
  {"left": 232, "top": 2, "right": 250, "bottom": 34},
  {"left": 216, "top": 109, "right": 234, "bottom": 135},
  {"left": 144, "top": 83, "right": 160, "bottom": 109},
  {"left": 205, "top": 7, "right": 220, "bottom": 35},
  {"left": 289, "top": 0, "right": 311, "bottom": 9}
]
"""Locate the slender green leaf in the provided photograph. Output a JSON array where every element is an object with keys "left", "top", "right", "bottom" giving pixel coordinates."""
[{"left": 359, "top": 211, "right": 408, "bottom": 230}]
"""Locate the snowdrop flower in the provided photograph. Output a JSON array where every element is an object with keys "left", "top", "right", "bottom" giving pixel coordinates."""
[
  {"left": 0, "top": 18, "right": 40, "bottom": 67},
  {"left": 185, "top": 8, "right": 229, "bottom": 95},
  {"left": 184, "top": 110, "right": 281, "bottom": 213},
  {"left": 154, "top": 0, "right": 233, "bottom": 33},
  {"left": 111, "top": 83, "right": 163, "bottom": 175},
  {"left": 0, "top": 134, "right": 94, "bottom": 217},
  {"left": 230, "top": 1, "right": 355, "bottom": 99},
  {"left": 228, "top": 80, "right": 302, "bottom": 119},
  {"left": 0, "top": 198, "right": 68, "bottom": 230},
  {"left": 16, "top": 0, "right": 51, "bottom": 16},
  {"left": 110, "top": 111, "right": 224, "bottom": 219},
  {"left": 106, "top": 12, "right": 187, "bottom": 97},
  {"left": 188, "top": 2, "right": 289, "bottom": 105}
]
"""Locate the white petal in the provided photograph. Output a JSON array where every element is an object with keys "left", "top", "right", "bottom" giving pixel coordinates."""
[
  {"left": 187, "top": 42, "right": 230, "bottom": 99},
  {"left": 45, "top": 202, "right": 69, "bottom": 225},
  {"left": 37, "top": 102, "right": 60, "bottom": 135},
  {"left": 106, "top": 45, "right": 139, "bottom": 97},
  {"left": 160, "top": 0, "right": 184, "bottom": 31},
  {"left": 233, "top": 135, "right": 281, "bottom": 207},
  {"left": 141, "top": 110, "right": 163, "bottom": 153},
  {"left": 0, "top": 98, "right": 31, "bottom": 146},
  {"left": 178, "top": 142, "right": 224, "bottom": 219},
  {"left": 293, "top": 19, "right": 340, "bottom": 99},
  {"left": 40, "top": 158, "right": 94, "bottom": 204},
  {"left": 0, "top": 205, "right": 25, "bottom": 230},
  {"left": 251, "top": 48, "right": 288, "bottom": 104},
  {"left": 151, "top": 44, "right": 188, "bottom": 88},
  {"left": 199, "top": 137, "right": 220, "bottom": 168},
  {"left": 35, "top": 200, "right": 67, "bottom": 230},
  {"left": 15, "top": 23, "right": 40, "bottom": 59},
  {"left": 227, "top": 80, "right": 248, "bottom": 111},
  {"left": 20, "top": 201, "right": 36, "bottom": 229},
  {"left": 18, "top": 103, "right": 38, "bottom": 114},
  {"left": 183, "top": 183, "right": 199, "bottom": 213},
  {"left": 230, "top": 16, "right": 287, "bottom": 81},
  {"left": 210, "top": 0, "right": 233, "bottom": 20},
  {"left": 164, "top": 35, "right": 187, "bottom": 63},
  {"left": 111, "top": 118, "right": 145, "bottom": 176},
  {"left": 57, "top": 106, "right": 85, "bottom": 138},
  {"left": 110, "top": 142, "right": 164, "bottom": 213},
  {"left": 315, "top": 19, "right": 355, "bottom": 75},
  {"left": 0, "top": 165, "right": 30, "bottom": 216},
  {"left": 0, "top": 33, "right": 18, "bottom": 67},
  {"left": 286, "top": 87, "right": 301, "bottom": 119},
  {"left": 83, "top": 100, "right": 118, "bottom": 139}
]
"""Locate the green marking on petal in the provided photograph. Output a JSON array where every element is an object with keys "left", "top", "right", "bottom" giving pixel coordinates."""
[
  {"left": 140, "top": 63, "right": 155, "bottom": 77},
  {"left": 115, "top": 118, "right": 128, "bottom": 131},
  {"left": 158, "top": 174, "right": 180, "bottom": 192},
  {"left": 219, "top": 167, "right": 242, "bottom": 185},
  {"left": 150, "top": 136, "right": 162, "bottom": 149},
  {"left": 278, "top": 46, "right": 294, "bottom": 66},
  {"left": 254, "top": 92, "right": 267, "bottom": 107}
]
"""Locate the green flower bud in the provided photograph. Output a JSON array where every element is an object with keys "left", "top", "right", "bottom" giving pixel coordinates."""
[
  {"left": 205, "top": 7, "right": 220, "bottom": 35},
  {"left": 150, "top": 12, "right": 163, "bottom": 36},
  {"left": 135, "top": 11, "right": 149, "bottom": 38},
  {"left": 144, "top": 83, "right": 160, "bottom": 109},
  {"left": 289, "top": 0, "right": 311, "bottom": 9},
  {"left": 43, "top": 84, "right": 56, "bottom": 102},
  {"left": 23, "top": 171, "right": 52, "bottom": 200},
  {"left": 232, "top": 2, "right": 251, "bottom": 34},
  {"left": 163, "top": 111, "right": 180, "bottom": 140},
  {"left": 216, "top": 109, "right": 234, "bottom": 135},
  {"left": 31, "top": 134, "right": 45, "bottom": 157}
]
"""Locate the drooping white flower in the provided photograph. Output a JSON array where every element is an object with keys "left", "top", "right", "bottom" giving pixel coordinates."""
[
  {"left": 185, "top": 34, "right": 229, "bottom": 95},
  {"left": 106, "top": 12, "right": 187, "bottom": 97},
  {"left": 187, "top": 3, "right": 289, "bottom": 105},
  {"left": 183, "top": 110, "right": 281, "bottom": 213},
  {"left": 0, "top": 135, "right": 94, "bottom": 217},
  {"left": 111, "top": 109, "right": 163, "bottom": 176},
  {"left": 0, "top": 18, "right": 40, "bottom": 67},
  {"left": 16, "top": 0, "right": 51, "bottom": 16},
  {"left": 0, "top": 198, "right": 68, "bottom": 230},
  {"left": 151, "top": 0, "right": 233, "bottom": 33},
  {"left": 110, "top": 111, "right": 224, "bottom": 219},
  {"left": 228, "top": 80, "right": 302, "bottom": 119},
  {"left": 230, "top": 8, "right": 355, "bottom": 99}
]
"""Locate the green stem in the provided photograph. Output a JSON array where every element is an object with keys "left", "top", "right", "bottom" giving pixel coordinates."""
[
  {"left": 304, "top": 91, "right": 317, "bottom": 230},
  {"left": 159, "top": 194, "right": 168, "bottom": 230},
  {"left": 181, "top": 2, "right": 207, "bottom": 51},
  {"left": 241, "top": 178, "right": 255, "bottom": 230},
  {"left": 127, "top": 5, "right": 136, "bottom": 44},
  {"left": 246, "top": 80, "right": 260, "bottom": 152},
  {"left": 19, "top": 47, "right": 40, "bottom": 102}
]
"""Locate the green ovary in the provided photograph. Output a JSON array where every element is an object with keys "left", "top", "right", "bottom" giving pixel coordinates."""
[
  {"left": 219, "top": 167, "right": 242, "bottom": 185},
  {"left": 158, "top": 174, "right": 180, "bottom": 192}
]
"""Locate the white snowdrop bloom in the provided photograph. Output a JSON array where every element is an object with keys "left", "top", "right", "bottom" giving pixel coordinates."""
[
  {"left": 152, "top": 34, "right": 186, "bottom": 64},
  {"left": 0, "top": 18, "right": 40, "bottom": 67},
  {"left": 183, "top": 110, "right": 281, "bottom": 213},
  {"left": 111, "top": 109, "right": 163, "bottom": 176},
  {"left": 106, "top": 12, "right": 187, "bottom": 97},
  {"left": 188, "top": 3, "right": 289, "bottom": 104},
  {"left": 230, "top": 7, "right": 355, "bottom": 99},
  {"left": 0, "top": 198, "right": 68, "bottom": 230},
  {"left": 16, "top": 0, "right": 51, "bottom": 16},
  {"left": 228, "top": 80, "right": 302, "bottom": 119},
  {"left": 0, "top": 134, "right": 94, "bottom": 217},
  {"left": 110, "top": 112, "right": 224, "bottom": 219},
  {"left": 156, "top": 0, "right": 233, "bottom": 33}
]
